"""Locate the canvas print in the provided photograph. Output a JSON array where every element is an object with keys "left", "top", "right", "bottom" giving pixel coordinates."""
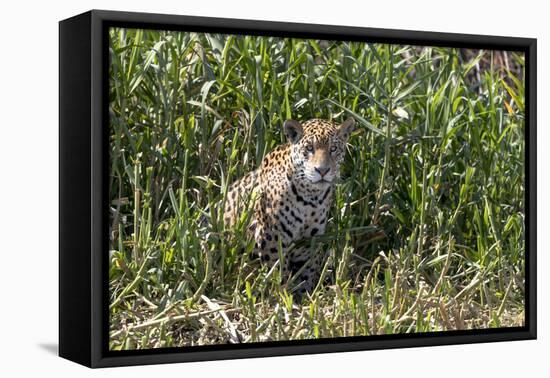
[{"left": 107, "top": 27, "right": 526, "bottom": 350}]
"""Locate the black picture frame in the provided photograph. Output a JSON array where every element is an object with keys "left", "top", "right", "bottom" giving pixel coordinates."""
[{"left": 59, "top": 9, "right": 537, "bottom": 368}]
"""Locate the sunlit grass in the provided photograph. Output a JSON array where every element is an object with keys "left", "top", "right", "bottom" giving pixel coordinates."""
[{"left": 107, "top": 28, "right": 525, "bottom": 350}]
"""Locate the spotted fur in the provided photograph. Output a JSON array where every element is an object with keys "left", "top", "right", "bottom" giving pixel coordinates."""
[{"left": 223, "top": 118, "right": 355, "bottom": 295}]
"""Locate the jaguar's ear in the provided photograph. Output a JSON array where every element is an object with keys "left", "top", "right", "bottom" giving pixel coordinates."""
[
  {"left": 338, "top": 117, "right": 355, "bottom": 141},
  {"left": 284, "top": 119, "right": 303, "bottom": 143}
]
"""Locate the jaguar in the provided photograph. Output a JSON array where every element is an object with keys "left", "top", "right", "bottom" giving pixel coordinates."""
[{"left": 222, "top": 117, "right": 355, "bottom": 295}]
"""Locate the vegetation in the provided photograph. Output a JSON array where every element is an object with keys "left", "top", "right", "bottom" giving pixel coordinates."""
[{"left": 108, "top": 27, "right": 525, "bottom": 350}]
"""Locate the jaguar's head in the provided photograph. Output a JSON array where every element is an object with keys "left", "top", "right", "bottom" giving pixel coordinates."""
[{"left": 284, "top": 117, "right": 355, "bottom": 185}]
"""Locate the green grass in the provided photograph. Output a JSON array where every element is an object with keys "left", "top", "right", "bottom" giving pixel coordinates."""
[{"left": 107, "top": 28, "right": 525, "bottom": 350}]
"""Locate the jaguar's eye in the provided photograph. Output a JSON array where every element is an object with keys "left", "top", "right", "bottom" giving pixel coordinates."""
[
  {"left": 306, "top": 145, "right": 314, "bottom": 152},
  {"left": 330, "top": 145, "right": 337, "bottom": 153}
]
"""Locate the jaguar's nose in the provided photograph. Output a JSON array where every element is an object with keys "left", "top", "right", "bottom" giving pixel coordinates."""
[{"left": 314, "top": 166, "right": 330, "bottom": 177}]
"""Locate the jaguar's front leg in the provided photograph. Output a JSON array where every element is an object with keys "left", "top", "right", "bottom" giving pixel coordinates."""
[{"left": 287, "top": 246, "right": 325, "bottom": 297}]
